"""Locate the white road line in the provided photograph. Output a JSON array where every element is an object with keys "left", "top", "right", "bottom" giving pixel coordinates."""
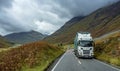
[
  {"left": 72, "top": 52, "right": 81, "bottom": 64},
  {"left": 51, "top": 52, "right": 66, "bottom": 71},
  {"left": 94, "top": 59, "right": 120, "bottom": 71},
  {"left": 78, "top": 60, "right": 81, "bottom": 64}
]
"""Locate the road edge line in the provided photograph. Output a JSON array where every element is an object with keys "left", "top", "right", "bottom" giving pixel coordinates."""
[
  {"left": 78, "top": 60, "right": 81, "bottom": 64},
  {"left": 94, "top": 59, "right": 120, "bottom": 71},
  {"left": 72, "top": 52, "right": 81, "bottom": 64},
  {"left": 51, "top": 52, "right": 66, "bottom": 71}
]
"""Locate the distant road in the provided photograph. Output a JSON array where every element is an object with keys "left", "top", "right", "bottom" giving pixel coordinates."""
[
  {"left": 94, "top": 30, "right": 120, "bottom": 41},
  {"left": 10, "top": 44, "right": 21, "bottom": 48},
  {"left": 49, "top": 49, "right": 120, "bottom": 71},
  {"left": 0, "top": 44, "right": 21, "bottom": 52}
]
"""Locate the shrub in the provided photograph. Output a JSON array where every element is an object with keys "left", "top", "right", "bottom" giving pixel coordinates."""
[{"left": 0, "top": 41, "right": 63, "bottom": 71}]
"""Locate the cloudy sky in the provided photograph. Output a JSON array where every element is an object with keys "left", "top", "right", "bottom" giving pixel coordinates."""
[{"left": 0, "top": 0, "right": 118, "bottom": 35}]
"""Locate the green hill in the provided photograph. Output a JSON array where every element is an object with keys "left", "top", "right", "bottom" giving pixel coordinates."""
[
  {"left": 0, "top": 35, "right": 13, "bottom": 48},
  {"left": 5, "top": 30, "right": 47, "bottom": 44},
  {"left": 44, "top": 1, "right": 120, "bottom": 44}
]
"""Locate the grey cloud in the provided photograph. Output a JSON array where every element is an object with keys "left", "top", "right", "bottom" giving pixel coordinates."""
[
  {"left": 0, "top": 0, "right": 13, "bottom": 10},
  {"left": 54, "top": 0, "right": 119, "bottom": 16},
  {"left": 0, "top": 0, "right": 119, "bottom": 35},
  {"left": 0, "top": 15, "right": 29, "bottom": 33}
]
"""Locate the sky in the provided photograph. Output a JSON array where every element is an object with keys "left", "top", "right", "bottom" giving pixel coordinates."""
[{"left": 0, "top": 0, "right": 119, "bottom": 35}]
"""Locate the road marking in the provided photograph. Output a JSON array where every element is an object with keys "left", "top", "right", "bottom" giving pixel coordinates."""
[
  {"left": 94, "top": 59, "right": 120, "bottom": 71},
  {"left": 78, "top": 60, "right": 81, "bottom": 64},
  {"left": 51, "top": 52, "right": 66, "bottom": 71},
  {"left": 72, "top": 52, "right": 81, "bottom": 64}
]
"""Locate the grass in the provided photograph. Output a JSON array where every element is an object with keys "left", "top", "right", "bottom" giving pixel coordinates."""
[
  {"left": 63, "top": 44, "right": 74, "bottom": 50},
  {"left": 0, "top": 36, "right": 13, "bottom": 48},
  {"left": 97, "top": 53, "right": 120, "bottom": 66},
  {"left": 0, "top": 41, "right": 64, "bottom": 71},
  {"left": 95, "top": 32, "right": 120, "bottom": 67},
  {"left": 0, "top": 48, "right": 11, "bottom": 52},
  {"left": 22, "top": 57, "right": 55, "bottom": 71}
]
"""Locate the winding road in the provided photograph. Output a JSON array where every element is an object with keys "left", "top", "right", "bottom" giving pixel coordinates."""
[{"left": 49, "top": 49, "right": 120, "bottom": 71}]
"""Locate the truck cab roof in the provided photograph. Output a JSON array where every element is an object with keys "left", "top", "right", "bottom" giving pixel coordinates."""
[{"left": 77, "top": 32, "right": 93, "bottom": 41}]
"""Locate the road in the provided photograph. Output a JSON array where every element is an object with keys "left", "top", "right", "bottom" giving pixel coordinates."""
[
  {"left": 0, "top": 44, "right": 21, "bottom": 52},
  {"left": 50, "top": 49, "right": 120, "bottom": 71},
  {"left": 94, "top": 30, "right": 120, "bottom": 41}
]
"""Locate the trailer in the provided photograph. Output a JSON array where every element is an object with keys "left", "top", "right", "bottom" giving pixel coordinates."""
[{"left": 74, "top": 32, "right": 94, "bottom": 58}]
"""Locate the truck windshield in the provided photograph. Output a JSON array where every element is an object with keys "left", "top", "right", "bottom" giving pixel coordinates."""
[{"left": 79, "top": 41, "right": 93, "bottom": 47}]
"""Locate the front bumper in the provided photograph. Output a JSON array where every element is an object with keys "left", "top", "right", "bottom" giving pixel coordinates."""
[{"left": 79, "top": 54, "right": 94, "bottom": 58}]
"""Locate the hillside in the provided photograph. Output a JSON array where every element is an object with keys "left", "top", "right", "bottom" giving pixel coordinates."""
[
  {"left": 95, "top": 31, "right": 120, "bottom": 66},
  {"left": 0, "top": 35, "right": 13, "bottom": 48},
  {"left": 44, "top": 1, "right": 120, "bottom": 44},
  {"left": 5, "top": 30, "right": 47, "bottom": 44},
  {"left": 0, "top": 41, "right": 63, "bottom": 71},
  {"left": 53, "top": 16, "right": 85, "bottom": 35}
]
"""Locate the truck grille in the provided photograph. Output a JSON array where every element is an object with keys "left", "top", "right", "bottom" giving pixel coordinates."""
[{"left": 83, "top": 50, "right": 90, "bottom": 54}]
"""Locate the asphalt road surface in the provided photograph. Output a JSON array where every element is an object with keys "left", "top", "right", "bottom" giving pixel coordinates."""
[{"left": 50, "top": 49, "right": 120, "bottom": 71}]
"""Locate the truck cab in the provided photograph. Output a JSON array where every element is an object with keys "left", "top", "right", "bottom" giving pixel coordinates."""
[{"left": 74, "top": 32, "right": 94, "bottom": 58}]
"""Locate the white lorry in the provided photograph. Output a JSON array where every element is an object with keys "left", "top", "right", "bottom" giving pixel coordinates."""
[{"left": 74, "top": 32, "right": 94, "bottom": 58}]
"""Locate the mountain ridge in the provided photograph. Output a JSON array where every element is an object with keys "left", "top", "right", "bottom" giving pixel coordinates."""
[
  {"left": 4, "top": 30, "right": 47, "bottom": 44},
  {"left": 44, "top": 1, "right": 120, "bottom": 44},
  {"left": 50, "top": 16, "right": 85, "bottom": 36},
  {"left": 0, "top": 35, "right": 12, "bottom": 48}
]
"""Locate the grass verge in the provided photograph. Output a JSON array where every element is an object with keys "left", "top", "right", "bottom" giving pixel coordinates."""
[
  {"left": 94, "top": 32, "right": 120, "bottom": 67},
  {"left": 0, "top": 41, "right": 64, "bottom": 71}
]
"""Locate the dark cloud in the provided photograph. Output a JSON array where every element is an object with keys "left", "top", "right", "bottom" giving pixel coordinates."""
[
  {"left": 54, "top": 0, "right": 119, "bottom": 16},
  {"left": 0, "top": 0, "right": 13, "bottom": 10},
  {"left": 0, "top": 0, "right": 119, "bottom": 35},
  {"left": 0, "top": 14, "right": 30, "bottom": 35}
]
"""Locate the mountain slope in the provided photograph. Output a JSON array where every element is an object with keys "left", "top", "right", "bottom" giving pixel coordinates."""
[
  {"left": 44, "top": 1, "right": 120, "bottom": 44},
  {"left": 44, "top": 16, "right": 85, "bottom": 43},
  {"left": 0, "top": 35, "right": 12, "bottom": 48},
  {"left": 53, "top": 16, "right": 85, "bottom": 35},
  {"left": 95, "top": 31, "right": 120, "bottom": 66},
  {"left": 5, "top": 30, "right": 47, "bottom": 44}
]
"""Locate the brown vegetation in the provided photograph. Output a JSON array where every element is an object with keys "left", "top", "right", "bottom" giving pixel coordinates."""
[
  {"left": 95, "top": 32, "right": 120, "bottom": 66},
  {"left": 0, "top": 41, "right": 63, "bottom": 71}
]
